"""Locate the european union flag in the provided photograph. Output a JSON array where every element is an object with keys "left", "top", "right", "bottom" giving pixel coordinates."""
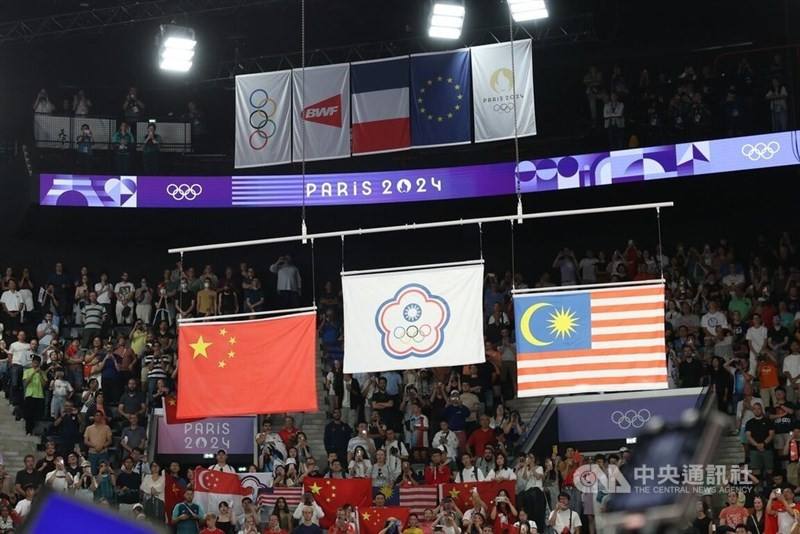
[{"left": 410, "top": 49, "right": 472, "bottom": 147}]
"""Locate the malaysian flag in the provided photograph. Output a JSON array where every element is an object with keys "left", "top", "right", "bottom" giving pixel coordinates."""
[
  {"left": 514, "top": 283, "right": 667, "bottom": 397},
  {"left": 257, "top": 486, "right": 304, "bottom": 507},
  {"left": 399, "top": 485, "right": 438, "bottom": 514}
]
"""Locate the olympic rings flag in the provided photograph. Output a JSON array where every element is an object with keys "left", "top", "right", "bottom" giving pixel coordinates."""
[
  {"left": 513, "top": 282, "right": 668, "bottom": 397},
  {"left": 471, "top": 39, "right": 537, "bottom": 143},
  {"left": 341, "top": 263, "right": 485, "bottom": 373},
  {"left": 234, "top": 70, "right": 292, "bottom": 168}
]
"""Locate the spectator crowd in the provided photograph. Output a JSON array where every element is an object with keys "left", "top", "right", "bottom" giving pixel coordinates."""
[{"left": 0, "top": 229, "right": 798, "bottom": 533}]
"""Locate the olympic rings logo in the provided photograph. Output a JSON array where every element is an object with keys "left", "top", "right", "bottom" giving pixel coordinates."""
[
  {"left": 167, "top": 183, "right": 203, "bottom": 201},
  {"left": 493, "top": 103, "right": 515, "bottom": 113},
  {"left": 248, "top": 89, "right": 279, "bottom": 151},
  {"left": 741, "top": 141, "right": 780, "bottom": 161},
  {"left": 610, "top": 409, "right": 651, "bottom": 429}
]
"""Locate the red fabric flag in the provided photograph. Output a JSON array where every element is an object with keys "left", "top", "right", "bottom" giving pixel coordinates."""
[
  {"left": 162, "top": 394, "right": 201, "bottom": 424},
  {"left": 193, "top": 468, "right": 250, "bottom": 518},
  {"left": 304, "top": 477, "right": 373, "bottom": 529},
  {"left": 358, "top": 507, "right": 411, "bottom": 534},
  {"left": 164, "top": 474, "right": 184, "bottom": 525},
  {"left": 439, "top": 480, "right": 517, "bottom": 511},
  {"left": 177, "top": 312, "right": 318, "bottom": 418}
]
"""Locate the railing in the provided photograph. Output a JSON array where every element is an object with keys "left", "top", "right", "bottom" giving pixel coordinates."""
[
  {"left": 33, "top": 113, "right": 192, "bottom": 153},
  {"left": 518, "top": 396, "right": 556, "bottom": 454}
]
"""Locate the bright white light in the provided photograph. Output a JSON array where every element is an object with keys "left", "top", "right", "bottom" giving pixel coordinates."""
[
  {"left": 429, "top": 2, "right": 464, "bottom": 40},
  {"left": 159, "top": 58, "right": 193, "bottom": 72},
  {"left": 163, "top": 36, "right": 196, "bottom": 50},
  {"left": 508, "top": 0, "right": 549, "bottom": 21},
  {"left": 161, "top": 48, "right": 195, "bottom": 62},
  {"left": 159, "top": 24, "right": 196, "bottom": 73}
]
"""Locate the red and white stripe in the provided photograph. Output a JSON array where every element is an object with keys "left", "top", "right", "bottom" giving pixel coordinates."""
[
  {"left": 518, "top": 283, "right": 668, "bottom": 397},
  {"left": 399, "top": 485, "right": 438, "bottom": 514},
  {"left": 257, "top": 486, "right": 303, "bottom": 507}
]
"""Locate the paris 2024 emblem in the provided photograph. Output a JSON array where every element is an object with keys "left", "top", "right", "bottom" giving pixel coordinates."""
[{"left": 374, "top": 283, "right": 451, "bottom": 359}]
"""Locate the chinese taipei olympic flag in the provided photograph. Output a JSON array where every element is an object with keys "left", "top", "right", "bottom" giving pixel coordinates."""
[{"left": 342, "top": 263, "right": 485, "bottom": 373}]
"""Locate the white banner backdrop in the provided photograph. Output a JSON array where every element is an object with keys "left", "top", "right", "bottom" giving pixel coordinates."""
[
  {"left": 292, "top": 63, "right": 351, "bottom": 162},
  {"left": 342, "top": 262, "right": 485, "bottom": 373},
  {"left": 234, "top": 70, "right": 292, "bottom": 168},
  {"left": 471, "top": 39, "right": 537, "bottom": 143}
]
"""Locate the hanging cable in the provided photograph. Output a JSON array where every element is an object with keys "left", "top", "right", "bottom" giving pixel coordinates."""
[
  {"left": 478, "top": 222, "right": 484, "bottom": 261},
  {"left": 508, "top": 7, "right": 523, "bottom": 224},
  {"left": 310, "top": 238, "right": 317, "bottom": 307},
  {"left": 340, "top": 235, "right": 345, "bottom": 273},
  {"left": 300, "top": 0, "right": 308, "bottom": 242},
  {"left": 655, "top": 206, "right": 665, "bottom": 280},
  {"left": 510, "top": 220, "right": 517, "bottom": 290}
]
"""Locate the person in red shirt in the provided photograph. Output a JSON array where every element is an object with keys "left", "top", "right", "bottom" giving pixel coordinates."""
[
  {"left": 467, "top": 415, "right": 497, "bottom": 457},
  {"left": 490, "top": 489, "right": 518, "bottom": 534},
  {"left": 758, "top": 352, "right": 780, "bottom": 408},
  {"left": 766, "top": 487, "right": 800, "bottom": 534},
  {"left": 279, "top": 415, "right": 300, "bottom": 448},
  {"left": 329, "top": 508, "right": 357, "bottom": 533},
  {"left": 719, "top": 491, "right": 749, "bottom": 530},
  {"left": 424, "top": 448, "right": 452, "bottom": 485},
  {"left": 199, "top": 513, "right": 225, "bottom": 534}
]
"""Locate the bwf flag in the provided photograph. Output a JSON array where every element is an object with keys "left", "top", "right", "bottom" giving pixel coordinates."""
[
  {"left": 292, "top": 63, "right": 350, "bottom": 162},
  {"left": 471, "top": 39, "right": 537, "bottom": 143},
  {"left": 514, "top": 283, "right": 667, "bottom": 397},
  {"left": 234, "top": 70, "right": 292, "bottom": 168},
  {"left": 342, "top": 262, "right": 485, "bottom": 373},
  {"left": 351, "top": 56, "right": 411, "bottom": 155}
]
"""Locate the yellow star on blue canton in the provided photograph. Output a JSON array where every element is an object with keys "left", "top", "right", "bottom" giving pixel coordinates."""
[{"left": 548, "top": 307, "right": 579, "bottom": 339}]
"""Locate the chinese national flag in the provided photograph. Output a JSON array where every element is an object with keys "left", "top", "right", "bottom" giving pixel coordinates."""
[
  {"left": 440, "top": 480, "right": 517, "bottom": 511},
  {"left": 177, "top": 312, "right": 317, "bottom": 418},
  {"left": 358, "top": 506, "right": 410, "bottom": 534},
  {"left": 163, "top": 394, "right": 201, "bottom": 424},
  {"left": 304, "top": 477, "right": 372, "bottom": 529},
  {"left": 164, "top": 474, "right": 184, "bottom": 525}
]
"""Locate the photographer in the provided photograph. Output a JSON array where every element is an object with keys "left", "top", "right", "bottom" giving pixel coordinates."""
[
  {"left": 291, "top": 493, "right": 324, "bottom": 526},
  {"left": 153, "top": 286, "right": 174, "bottom": 326},
  {"left": 52, "top": 400, "right": 81, "bottom": 456},
  {"left": 381, "top": 428, "right": 409, "bottom": 474},
  {"left": 22, "top": 355, "right": 46, "bottom": 435},
  {"left": 433, "top": 510, "right": 462, "bottom": 534},
  {"left": 142, "top": 122, "right": 162, "bottom": 174},
  {"left": 547, "top": 493, "right": 581, "bottom": 534},
  {"left": 111, "top": 121, "right": 135, "bottom": 173},
  {"left": 489, "top": 489, "right": 517, "bottom": 534},
  {"left": 76, "top": 123, "right": 94, "bottom": 170},
  {"left": 33, "top": 88, "right": 55, "bottom": 114},
  {"left": 122, "top": 86, "right": 145, "bottom": 121},
  {"left": 378, "top": 518, "right": 405, "bottom": 534}
]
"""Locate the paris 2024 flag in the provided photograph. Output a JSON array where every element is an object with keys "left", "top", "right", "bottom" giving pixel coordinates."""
[{"left": 342, "top": 262, "right": 485, "bottom": 373}]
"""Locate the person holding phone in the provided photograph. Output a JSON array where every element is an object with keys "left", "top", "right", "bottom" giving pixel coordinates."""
[{"left": 173, "top": 488, "right": 204, "bottom": 534}]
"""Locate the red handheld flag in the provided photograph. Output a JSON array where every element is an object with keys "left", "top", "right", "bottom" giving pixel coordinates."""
[
  {"left": 164, "top": 474, "right": 184, "bottom": 525},
  {"left": 358, "top": 506, "right": 411, "bottom": 534},
  {"left": 440, "top": 480, "right": 517, "bottom": 511},
  {"left": 177, "top": 312, "right": 317, "bottom": 418},
  {"left": 304, "top": 477, "right": 373, "bottom": 529}
]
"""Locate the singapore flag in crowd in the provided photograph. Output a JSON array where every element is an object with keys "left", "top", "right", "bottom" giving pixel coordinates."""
[{"left": 342, "top": 263, "right": 485, "bottom": 373}]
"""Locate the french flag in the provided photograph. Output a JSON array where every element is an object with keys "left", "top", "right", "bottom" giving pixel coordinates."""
[{"left": 351, "top": 56, "right": 411, "bottom": 155}]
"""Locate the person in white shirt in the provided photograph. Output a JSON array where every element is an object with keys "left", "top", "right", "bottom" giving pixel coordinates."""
[
  {"left": 603, "top": 92, "right": 625, "bottom": 149},
  {"left": 381, "top": 428, "right": 409, "bottom": 474},
  {"left": 14, "top": 484, "right": 35, "bottom": 519},
  {"left": 348, "top": 446, "right": 372, "bottom": 478},
  {"left": 208, "top": 449, "right": 236, "bottom": 474},
  {"left": 746, "top": 313, "right": 768, "bottom": 373},
  {"left": 292, "top": 498, "right": 325, "bottom": 526},
  {"left": 455, "top": 453, "right": 485, "bottom": 483},
  {"left": 45, "top": 457, "right": 74, "bottom": 492},
  {"left": 783, "top": 342, "right": 800, "bottom": 402},
  {"left": 36, "top": 312, "right": 59, "bottom": 348},
  {"left": 548, "top": 492, "right": 582, "bottom": 534},
  {"left": 1, "top": 279, "right": 25, "bottom": 334},
  {"left": 114, "top": 272, "right": 135, "bottom": 325},
  {"left": 347, "top": 422, "right": 376, "bottom": 462},
  {"left": 9, "top": 331, "right": 32, "bottom": 407},
  {"left": 700, "top": 301, "right": 729, "bottom": 338},
  {"left": 432, "top": 421, "right": 460, "bottom": 465},
  {"left": 269, "top": 255, "right": 302, "bottom": 309},
  {"left": 486, "top": 452, "right": 517, "bottom": 481},
  {"left": 578, "top": 251, "right": 599, "bottom": 283}
]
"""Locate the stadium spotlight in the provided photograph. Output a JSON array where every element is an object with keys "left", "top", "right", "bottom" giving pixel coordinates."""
[
  {"left": 507, "top": 0, "right": 549, "bottom": 22},
  {"left": 428, "top": 1, "right": 465, "bottom": 40},
  {"left": 158, "top": 24, "right": 196, "bottom": 73}
]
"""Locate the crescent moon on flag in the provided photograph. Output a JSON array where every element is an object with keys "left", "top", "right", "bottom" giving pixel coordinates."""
[
  {"left": 520, "top": 302, "right": 553, "bottom": 347},
  {"left": 196, "top": 469, "right": 211, "bottom": 491}
]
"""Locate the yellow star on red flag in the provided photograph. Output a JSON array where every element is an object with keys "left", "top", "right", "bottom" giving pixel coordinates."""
[{"left": 190, "top": 336, "right": 212, "bottom": 359}]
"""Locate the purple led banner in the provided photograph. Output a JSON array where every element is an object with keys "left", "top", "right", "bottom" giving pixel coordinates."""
[
  {"left": 556, "top": 391, "right": 701, "bottom": 442},
  {"left": 40, "top": 130, "right": 799, "bottom": 208},
  {"left": 156, "top": 416, "right": 255, "bottom": 455}
]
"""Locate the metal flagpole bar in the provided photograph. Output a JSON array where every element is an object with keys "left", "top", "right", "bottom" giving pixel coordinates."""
[
  {"left": 341, "top": 259, "right": 484, "bottom": 277},
  {"left": 167, "top": 201, "right": 675, "bottom": 255},
  {"left": 512, "top": 278, "right": 666, "bottom": 295},
  {"left": 176, "top": 305, "right": 317, "bottom": 324}
]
